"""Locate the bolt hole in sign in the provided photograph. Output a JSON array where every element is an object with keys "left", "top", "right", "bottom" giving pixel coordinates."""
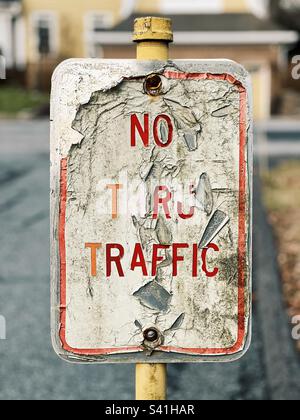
[{"left": 51, "top": 59, "right": 252, "bottom": 363}]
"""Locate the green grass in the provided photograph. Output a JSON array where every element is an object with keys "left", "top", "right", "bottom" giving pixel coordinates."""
[
  {"left": 263, "top": 160, "right": 300, "bottom": 341},
  {"left": 263, "top": 161, "right": 300, "bottom": 212},
  {"left": 0, "top": 86, "right": 49, "bottom": 116}
]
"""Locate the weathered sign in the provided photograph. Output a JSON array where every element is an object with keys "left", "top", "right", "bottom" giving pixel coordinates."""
[{"left": 51, "top": 59, "right": 252, "bottom": 363}]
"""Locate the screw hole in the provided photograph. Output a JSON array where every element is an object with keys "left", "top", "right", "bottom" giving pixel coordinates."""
[
  {"left": 144, "top": 74, "right": 163, "bottom": 96},
  {"left": 143, "top": 328, "right": 159, "bottom": 342}
]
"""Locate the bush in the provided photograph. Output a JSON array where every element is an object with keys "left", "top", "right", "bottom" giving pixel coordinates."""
[{"left": 0, "top": 86, "right": 49, "bottom": 116}]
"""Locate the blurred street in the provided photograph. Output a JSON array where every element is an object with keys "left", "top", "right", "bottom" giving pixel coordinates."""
[{"left": 0, "top": 120, "right": 299, "bottom": 400}]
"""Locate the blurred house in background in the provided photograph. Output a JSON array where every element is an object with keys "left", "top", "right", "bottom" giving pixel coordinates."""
[
  {"left": 270, "top": 0, "right": 300, "bottom": 32},
  {"left": 2, "top": 0, "right": 299, "bottom": 120},
  {"left": 270, "top": 0, "right": 300, "bottom": 112},
  {"left": 0, "top": 0, "right": 25, "bottom": 74},
  {"left": 22, "top": 0, "right": 131, "bottom": 89},
  {"left": 90, "top": 0, "right": 298, "bottom": 120}
]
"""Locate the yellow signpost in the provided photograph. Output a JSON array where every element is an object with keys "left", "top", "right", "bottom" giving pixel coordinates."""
[
  {"left": 51, "top": 14, "right": 252, "bottom": 403},
  {"left": 134, "top": 17, "right": 173, "bottom": 401},
  {"left": 133, "top": 16, "right": 173, "bottom": 61}
]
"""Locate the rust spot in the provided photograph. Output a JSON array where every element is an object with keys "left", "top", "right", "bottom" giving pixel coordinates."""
[
  {"left": 218, "top": 255, "right": 239, "bottom": 286},
  {"left": 144, "top": 74, "right": 163, "bottom": 96}
]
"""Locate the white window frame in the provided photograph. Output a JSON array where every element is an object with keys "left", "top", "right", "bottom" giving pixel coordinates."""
[
  {"left": 160, "top": 0, "right": 222, "bottom": 14},
  {"left": 247, "top": 0, "right": 269, "bottom": 18},
  {"left": 85, "top": 11, "right": 114, "bottom": 32},
  {"left": 31, "top": 11, "right": 59, "bottom": 59},
  {"left": 84, "top": 11, "right": 114, "bottom": 58},
  {"left": 244, "top": 60, "right": 272, "bottom": 120},
  {"left": 120, "top": 0, "right": 135, "bottom": 18},
  {"left": 0, "top": 12, "right": 13, "bottom": 68}
]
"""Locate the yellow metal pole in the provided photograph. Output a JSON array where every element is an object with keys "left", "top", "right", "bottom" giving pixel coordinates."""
[
  {"left": 133, "top": 17, "right": 173, "bottom": 61},
  {"left": 136, "top": 364, "right": 167, "bottom": 401},
  {"left": 133, "top": 17, "right": 173, "bottom": 401}
]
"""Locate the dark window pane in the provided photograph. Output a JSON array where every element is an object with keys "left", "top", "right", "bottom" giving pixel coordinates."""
[{"left": 38, "top": 26, "right": 50, "bottom": 55}]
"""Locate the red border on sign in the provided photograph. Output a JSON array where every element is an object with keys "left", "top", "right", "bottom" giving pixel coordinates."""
[{"left": 59, "top": 71, "right": 248, "bottom": 357}]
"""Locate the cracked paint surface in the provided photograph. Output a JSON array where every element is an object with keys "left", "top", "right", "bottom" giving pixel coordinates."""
[{"left": 51, "top": 59, "right": 252, "bottom": 363}]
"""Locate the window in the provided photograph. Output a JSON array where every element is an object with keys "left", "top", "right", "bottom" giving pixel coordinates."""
[
  {"left": 37, "top": 18, "right": 51, "bottom": 55},
  {"left": 32, "top": 12, "right": 58, "bottom": 57},
  {"left": 92, "top": 13, "right": 113, "bottom": 31},
  {"left": 160, "top": 0, "right": 222, "bottom": 14},
  {"left": 85, "top": 12, "right": 113, "bottom": 58},
  {"left": 87, "top": 12, "right": 113, "bottom": 32}
]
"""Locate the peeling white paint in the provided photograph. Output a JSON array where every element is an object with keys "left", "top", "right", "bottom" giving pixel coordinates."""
[{"left": 51, "top": 59, "right": 252, "bottom": 363}]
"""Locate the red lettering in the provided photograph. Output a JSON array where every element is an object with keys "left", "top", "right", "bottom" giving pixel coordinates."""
[
  {"left": 192, "top": 244, "right": 198, "bottom": 278},
  {"left": 106, "top": 244, "right": 125, "bottom": 277},
  {"left": 131, "top": 243, "right": 148, "bottom": 276},
  {"left": 201, "top": 243, "right": 220, "bottom": 278},
  {"left": 177, "top": 201, "right": 195, "bottom": 220},
  {"left": 131, "top": 114, "right": 149, "bottom": 147},
  {"left": 153, "top": 186, "right": 172, "bottom": 219},
  {"left": 153, "top": 114, "right": 173, "bottom": 148},
  {"left": 84, "top": 242, "right": 221, "bottom": 280},
  {"left": 152, "top": 244, "right": 170, "bottom": 277},
  {"left": 85, "top": 243, "right": 102, "bottom": 277},
  {"left": 173, "top": 243, "right": 189, "bottom": 276},
  {"left": 106, "top": 184, "right": 123, "bottom": 219}
]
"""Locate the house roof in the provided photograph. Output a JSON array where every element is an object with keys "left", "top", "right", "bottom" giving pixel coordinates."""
[
  {"left": 94, "top": 13, "right": 299, "bottom": 46},
  {"left": 271, "top": 1, "right": 300, "bottom": 32}
]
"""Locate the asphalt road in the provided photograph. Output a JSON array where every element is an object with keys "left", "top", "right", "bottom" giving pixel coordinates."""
[{"left": 0, "top": 120, "right": 299, "bottom": 400}]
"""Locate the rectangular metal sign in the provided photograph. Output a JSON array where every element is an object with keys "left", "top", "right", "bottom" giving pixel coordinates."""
[{"left": 51, "top": 59, "right": 252, "bottom": 363}]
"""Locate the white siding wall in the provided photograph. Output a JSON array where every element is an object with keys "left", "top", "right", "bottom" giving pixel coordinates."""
[
  {"left": 247, "top": 0, "right": 269, "bottom": 18},
  {"left": 15, "top": 16, "right": 26, "bottom": 70},
  {"left": 0, "top": 13, "right": 13, "bottom": 68},
  {"left": 0, "top": 7, "right": 25, "bottom": 70},
  {"left": 120, "top": 0, "right": 135, "bottom": 18},
  {"left": 154, "top": 0, "right": 269, "bottom": 15},
  {"left": 160, "top": 0, "right": 223, "bottom": 14}
]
